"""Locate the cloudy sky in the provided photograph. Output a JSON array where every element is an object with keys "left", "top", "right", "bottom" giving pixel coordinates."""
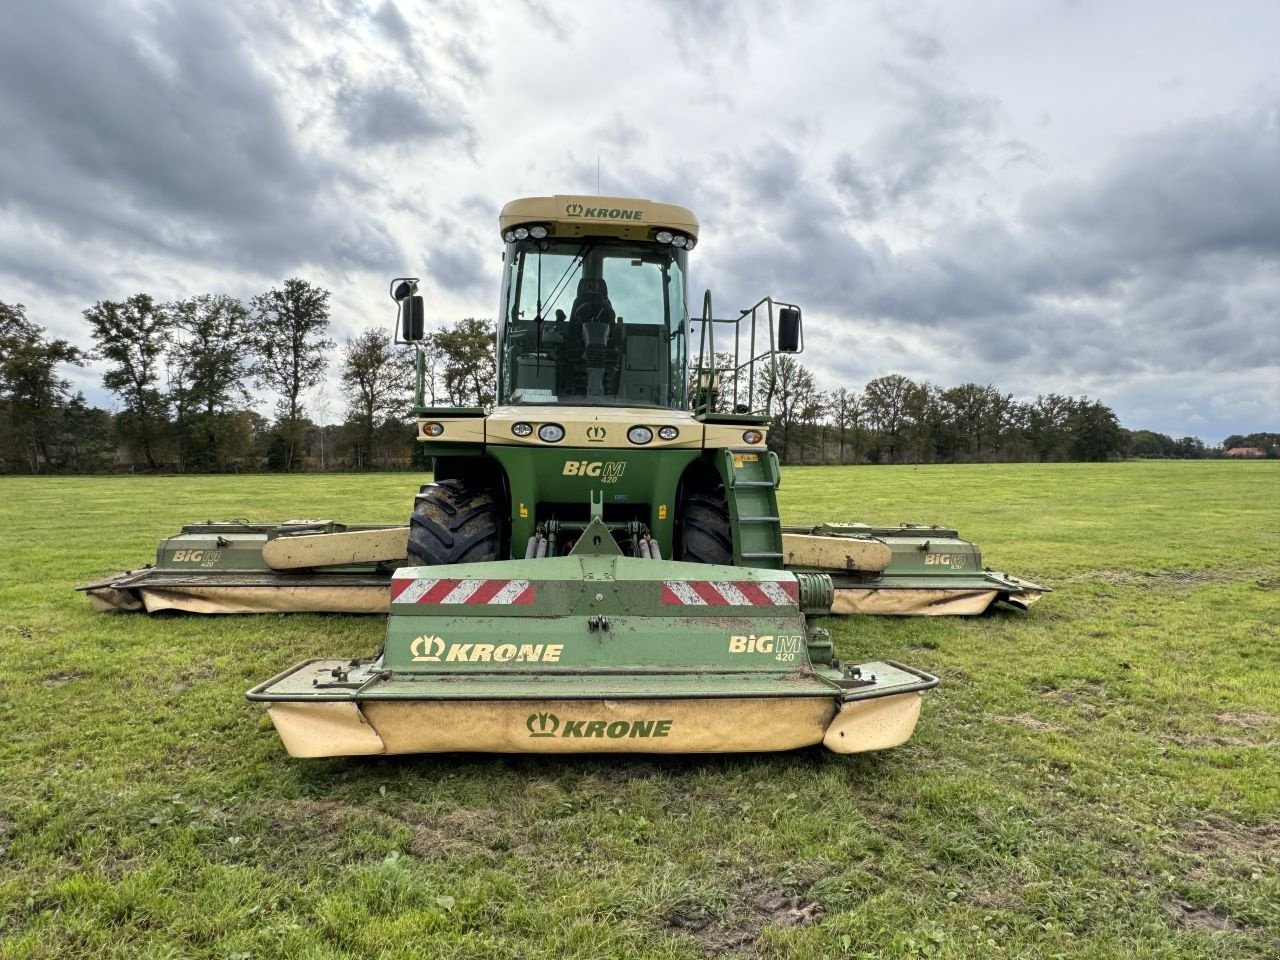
[{"left": 1, "top": 0, "right": 1276, "bottom": 442}]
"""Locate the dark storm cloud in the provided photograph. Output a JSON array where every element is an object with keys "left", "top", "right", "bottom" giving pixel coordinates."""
[
  {"left": 693, "top": 84, "right": 1278, "bottom": 441},
  {"left": 0, "top": 0, "right": 399, "bottom": 275},
  {"left": 833, "top": 68, "right": 1007, "bottom": 221},
  {"left": 1024, "top": 99, "right": 1280, "bottom": 266},
  {"left": 426, "top": 242, "right": 494, "bottom": 297},
  {"left": 373, "top": 1, "right": 416, "bottom": 60},
  {"left": 335, "top": 82, "right": 466, "bottom": 147}
]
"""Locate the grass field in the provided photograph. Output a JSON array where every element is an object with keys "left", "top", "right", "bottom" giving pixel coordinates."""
[{"left": 1, "top": 462, "right": 1277, "bottom": 959}]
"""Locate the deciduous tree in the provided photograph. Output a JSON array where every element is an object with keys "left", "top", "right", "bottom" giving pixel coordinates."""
[
  {"left": 250, "top": 279, "right": 335, "bottom": 471},
  {"left": 84, "top": 294, "right": 171, "bottom": 469},
  {"left": 0, "top": 302, "right": 85, "bottom": 473},
  {"left": 340, "top": 327, "right": 414, "bottom": 469}
]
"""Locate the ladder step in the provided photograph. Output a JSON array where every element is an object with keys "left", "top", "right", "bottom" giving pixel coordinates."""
[
  {"left": 737, "top": 516, "right": 780, "bottom": 523},
  {"left": 740, "top": 551, "right": 784, "bottom": 559},
  {"left": 732, "top": 480, "right": 774, "bottom": 487}
]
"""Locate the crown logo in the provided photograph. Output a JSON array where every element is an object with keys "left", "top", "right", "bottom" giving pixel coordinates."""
[
  {"left": 410, "top": 635, "right": 445, "bottom": 662},
  {"left": 586, "top": 425, "right": 606, "bottom": 442},
  {"left": 565, "top": 202, "right": 584, "bottom": 216},
  {"left": 526, "top": 712, "right": 560, "bottom": 737}
]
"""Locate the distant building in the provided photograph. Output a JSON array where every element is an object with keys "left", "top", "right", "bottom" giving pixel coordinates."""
[{"left": 1225, "top": 447, "right": 1266, "bottom": 458}]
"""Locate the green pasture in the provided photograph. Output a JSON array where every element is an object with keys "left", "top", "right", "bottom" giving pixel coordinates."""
[{"left": 0, "top": 462, "right": 1276, "bottom": 958}]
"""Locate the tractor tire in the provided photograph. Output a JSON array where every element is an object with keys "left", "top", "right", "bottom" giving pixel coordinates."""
[
  {"left": 677, "top": 488, "right": 733, "bottom": 565},
  {"left": 407, "top": 479, "right": 502, "bottom": 567}
]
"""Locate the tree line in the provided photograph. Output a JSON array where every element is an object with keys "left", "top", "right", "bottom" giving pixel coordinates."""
[
  {"left": 0, "top": 288, "right": 1270, "bottom": 473},
  {"left": 0, "top": 284, "right": 495, "bottom": 474}
]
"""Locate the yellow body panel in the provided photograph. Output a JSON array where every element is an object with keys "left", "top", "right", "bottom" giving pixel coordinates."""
[
  {"left": 499, "top": 195, "right": 698, "bottom": 242},
  {"left": 781, "top": 533, "right": 893, "bottom": 573},
  {"left": 265, "top": 693, "right": 927, "bottom": 757},
  {"left": 261, "top": 528, "right": 409, "bottom": 570},
  {"left": 416, "top": 406, "right": 770, "bottom": 452}
]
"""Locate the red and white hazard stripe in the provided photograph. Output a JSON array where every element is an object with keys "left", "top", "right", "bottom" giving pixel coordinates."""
[
  {"left": 390, "top": 577, "right": 535, "bottom": 605},
  {"left": 661, "top": 579, "right": 798, "bottom": 606}
]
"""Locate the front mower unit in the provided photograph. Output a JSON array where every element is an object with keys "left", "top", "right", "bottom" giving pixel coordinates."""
[
  {"left": 81, "top": 518, "right": 1045, "bottom": 617},
  {"left": 78, "top": 521, "right": 407, "bottom": 614},
  {"left": 783, "top": 523, "right": 1046, "bottom": 615},
  {"left": 248, "top": 519, "right": 938, "bottom": 757}
]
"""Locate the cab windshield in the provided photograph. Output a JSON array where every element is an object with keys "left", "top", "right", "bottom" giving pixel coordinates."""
[{"left": 497, "top": 239, "right": 688, "bottom": 409}]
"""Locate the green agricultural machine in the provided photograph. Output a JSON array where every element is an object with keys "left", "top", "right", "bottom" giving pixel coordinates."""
[{"left": 81, "top": 195, "right": 1048, "bottom": 756}]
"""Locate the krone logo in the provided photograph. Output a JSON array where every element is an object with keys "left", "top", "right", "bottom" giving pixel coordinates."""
[
  {"left": 565, "top": 202, "right": 584, "bottom": 216},
  {"left": 527, "top": 712, "right": 560, "bottom": 737},
  {"left": 586, "top": 425, "right": 606, "bottom": 442},
  {"left": 411, "top": 635, "right": 445, "bottom": 662}
]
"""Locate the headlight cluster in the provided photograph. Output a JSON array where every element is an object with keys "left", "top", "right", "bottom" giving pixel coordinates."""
[
  {"left": 508, "top": 422, "right": 567, "bottom": 442},
  {"left": 422, "top": 422, "right": 444, "bottom": 437},
  {"left": 742, "top": 430, "right": 764, "bottom": 444},
  {"left": 628, "top": 425, "right": 680, "bottom": 445},
  {"left": 653, "top": 230, "right": 696, "bottom": 250},
  {"left": 503, "top": 224, "right": 549, "bottom": 242}
]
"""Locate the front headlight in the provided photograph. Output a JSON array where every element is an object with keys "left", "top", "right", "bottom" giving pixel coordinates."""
[
  {"left": 658, "top": 426, "right": 679, "bottom": 441},
  {"left": 628, "top": 426, "right": 654, "bottom": 445},
  {"left": 512, "top": 422, "right": 533, "bottom": 438},
  {"left": 538, "top": 423, "right": 565, "bottom": 443}
]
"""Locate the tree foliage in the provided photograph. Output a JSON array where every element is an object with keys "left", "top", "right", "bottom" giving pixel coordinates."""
[
  {"left": 250, "top": 279, "right": 335, "bottom": 471},
  {"left": 340, "top": 327, "right": 414, "bottom": 469},
  {"left": 0, "top": 302, "right": 85, "bottom": 473},
  {"left": 83, "top": 294, "right": 171, "bottom": 469}
]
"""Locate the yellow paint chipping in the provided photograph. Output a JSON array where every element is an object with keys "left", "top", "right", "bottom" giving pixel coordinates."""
[
  {"left": 782, "top": 533, "right": 893, "bottom": 573},
  {"left": 262, "top": 527, "right": 408, "bottom": 570}
]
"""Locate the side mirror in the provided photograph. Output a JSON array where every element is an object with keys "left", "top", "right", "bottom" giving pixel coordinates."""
[
  {"left": 777, "top": 306, "right": 802, "bottom": 353},
  {"left": 400, "top": 295, "right": 425, "bottom": 342}
]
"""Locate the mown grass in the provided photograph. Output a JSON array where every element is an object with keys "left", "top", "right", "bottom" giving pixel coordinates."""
[{"left": 1, "top": 462, "right": 1277, "bottom": 959}]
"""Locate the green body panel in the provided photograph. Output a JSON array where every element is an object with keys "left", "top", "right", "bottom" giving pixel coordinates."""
[
  {"left": 249, "top": 522, "right": 929, "bottom": 706},
  {"left": 152, "top": 522, "right": 402, "bottom": 574},
  {"left": 251, "top": 660, "right": 937, "bottom": 704},
  {"left": 783, "top": 523, "right": 992, "bottom": 582},
  {"left": 485, "top": 445, "right": 702, "bottom": 559},
  {"left": 382, "top": 552, "right": 813, "bottom": 674},
  {"left": 718, "top": 447, "right": 784, "bottom": 569}
]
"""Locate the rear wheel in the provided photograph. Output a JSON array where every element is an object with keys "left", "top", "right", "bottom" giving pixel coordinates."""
[
  {"left": 407, "top": 479, "right": 502, "bottom": 566},
  {"left": 677, "top": 488, "right": 733, "bottom": 565}
]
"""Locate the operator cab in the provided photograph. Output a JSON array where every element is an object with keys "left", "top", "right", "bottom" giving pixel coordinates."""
[
  {"left": 493, "top": 196, "right": 699, "bottom": 412},
  {"left": 498, "top": 238, "right": 689, "bottom": 410}
]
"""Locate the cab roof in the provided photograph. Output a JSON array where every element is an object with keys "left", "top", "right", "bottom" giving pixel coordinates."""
[{"left": 499, "top": 195, "right": 699, "bottom": 242}]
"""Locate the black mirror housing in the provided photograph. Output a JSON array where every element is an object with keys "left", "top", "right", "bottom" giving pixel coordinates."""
[
  {"left": 400, "top": 295, "right": 425, "bottom": 342},
  {"left": 777, "top": 306, "right": 802, "bottom": 353}
]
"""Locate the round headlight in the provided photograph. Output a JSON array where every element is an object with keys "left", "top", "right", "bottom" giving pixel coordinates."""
[
  {"left": 658, "top": 426, "right": 679, "bottom": 441},
  {"left": 538, "top": 423, "right": 565, "bottom": 443},
  {"left": 628, "top": 426, "right": 653, "bottom": 445},
  {"left": 684, "top": 236, "right": 696, "bottom": 250},
  {"left": 504, "top": 230, "right": 516, "bottom": 242},
  {"left": 514, "top": 227, "right": 529, "bottom": 240},
  {"left": 672, "top": 235, "right": 687, "bottom": 248},
  {"left": 742, "top": 429, "right": 763, "bottom": 444},
  {"left": 424, "top": 422, "right": 444, "bottom": 437},
  {"left": 512, "top": 422, "right": 533, "bottom": 437},
  {"left": 529, "top": 225, "right": 548, "bottom": 239},
  {"left": 655, "top": 230, "right": 674, "bottom": 244}
]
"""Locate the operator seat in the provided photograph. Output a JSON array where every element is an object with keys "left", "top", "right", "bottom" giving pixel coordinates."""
[{"left": 560, "top": 278, "right": 622, "bottom": 397}]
